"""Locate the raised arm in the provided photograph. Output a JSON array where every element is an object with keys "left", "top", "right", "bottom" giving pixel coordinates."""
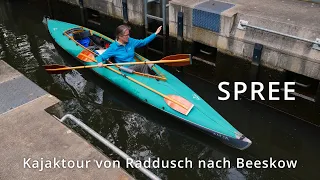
[
  {"left": 130, "top": 33, "right": 156, "bottom": 48},
  {"left": 131, "top": 26, "right": 162, "bottom": 48}
]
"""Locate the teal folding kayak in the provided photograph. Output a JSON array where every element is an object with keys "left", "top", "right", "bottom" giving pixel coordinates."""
[{"left": 44, "top": 17, "right": 252, "bottom": 150}]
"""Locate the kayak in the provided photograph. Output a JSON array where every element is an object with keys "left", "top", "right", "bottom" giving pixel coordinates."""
[{"left": 43, "top": 17, "right": 252, "bottom": 150}]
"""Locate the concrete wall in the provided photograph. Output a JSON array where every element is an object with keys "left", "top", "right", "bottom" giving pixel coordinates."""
[
  {"left": 229, "top": 13, "right": 320, "bottom": 80},
  {"left": 84, "top": 0, "right": 123, "bottom": 19},
  {"left": 59, "top": 0, "right": 79, "bottom": 6},
  {"left": 169, "top": 0, "right": 202, "bottom": 42},
  {"left": 127, "top": 0, "right": 144, "bottom": 25},
  {"left": 169, "top": 1, "right": 320, "bottom": 80},
  {"left": 59, "top": 0, "right": 145, "bottom": 25},
  {"left": 58, "top": 0, "right": 169, "bottom": 27}
]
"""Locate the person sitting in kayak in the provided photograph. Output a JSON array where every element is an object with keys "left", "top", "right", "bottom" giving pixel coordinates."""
[{"left": 96, "top": 24, "right": 162, "bottom": 74}]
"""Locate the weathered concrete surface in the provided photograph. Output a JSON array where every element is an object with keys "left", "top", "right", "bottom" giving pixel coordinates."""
[
  {"left": 223, "top": 0, "right": 320, "bottom": 79},
  {"left": 59, "top": 0, "right": 80, "bottom": 6},
  {"left": 84, "top": 0, "right": 123, "bottom": 20},
  {"left": 0, "top": 60, "right": 134, "bottom": 180},
  {"left": 169, "top": 0, "right": 203, "bottom": 41},
  {"left": 0, "top": 60, "right": 21, "bottom": 83},
  {"left": 0, "top": 77, "right": 45, "bottom": 114},
  {"left": 0, "top": 95, "right": 134, "bottom": 180},
  {"left": 127, "top": 0, "right": 144, "bottom": 25},
  {"left": 223, "top": 0, "right": 320, "bottom": 29},
  {"left": 60, "top": 0, "right": 165, "bottom": 26},
  {"left": 81, "top": 0, "right": 145, "bottom": 25},
  {"left": 169, "top": 0, "right": 320, "bottom": 80}
]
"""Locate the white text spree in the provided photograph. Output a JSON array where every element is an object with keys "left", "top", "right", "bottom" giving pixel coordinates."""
[{"left": 218, "top": 82, "right": 295, "bottom": 100}]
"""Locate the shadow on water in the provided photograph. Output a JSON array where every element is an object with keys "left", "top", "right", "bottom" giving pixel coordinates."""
[{"left": 0, "top": 0, "right": 319, "bottom": 180}]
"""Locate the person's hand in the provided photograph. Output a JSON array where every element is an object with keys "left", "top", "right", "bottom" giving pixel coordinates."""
[
  {"left": 98, "top": 62, "right": 103, "bottom": 67},
  {"left": 155, "top": 26, "right": 162, "bottom": 35}
]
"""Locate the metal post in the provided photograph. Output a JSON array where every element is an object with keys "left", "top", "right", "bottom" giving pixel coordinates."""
[
  {"left": 252, "top": 43, "right": 263, "bottom": 65},
  {"left": 144, "top": 0, "right": 148, "bottom": 30},
  {"left": 177, "top": 12, "right": 183, "bottom": 53},
  {"left": 59, "top": 114, "right": 161, "bottom": 180},
  {"left": 175, "top": 12, "right": 184, "bottom": 72},
  {"left": 249, "top": 43, "right": 263, "bottom": 82},
  {"left": 162, "top": 0, "right": 168, "bottom": 55},
  {"left": 122, "top": 0, "right": 128, "bottom": 23},
  {"left": 177, "top": 12, "right": 183, "bottom": 40},
  {"left": 78, "top": 0, "right": 86, "bottom": 26},
  {"left": 161, "top": 0, "right": 166, "bottom": 36},
  {"left": 144, "top": 0, "right": 149, "bottom": 56}
]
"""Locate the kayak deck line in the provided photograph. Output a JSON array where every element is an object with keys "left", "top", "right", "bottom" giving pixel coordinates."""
[{"left": 102, "top": 64, "right": 194, "bottom": 115}]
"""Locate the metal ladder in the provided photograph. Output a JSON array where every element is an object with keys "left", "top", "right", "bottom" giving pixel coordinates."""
[{"left": 143, "top": 0, "right": 169, "bottom": 56}]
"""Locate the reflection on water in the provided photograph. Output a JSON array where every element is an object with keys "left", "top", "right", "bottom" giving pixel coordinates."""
[
  {"left": 2, "top": 30, "right": 37, "bottom": 73},
  {"left": 0, "top": 0, "right": 319, "bottom": 180},
  {"left": 0, "top": 37, "right": 4, "bottom": 59}
]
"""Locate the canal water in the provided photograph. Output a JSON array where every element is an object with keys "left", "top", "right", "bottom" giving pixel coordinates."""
[{"left": 0, "top": 0, "right": 319, "bottom": 180}]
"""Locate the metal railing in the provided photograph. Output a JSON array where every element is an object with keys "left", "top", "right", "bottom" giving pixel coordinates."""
[
  {"left": 57, "top": 114, "right": 161, "bottom": 180},
  {"left": 238, "top": 20, "right": 320, "bottom": 50}
]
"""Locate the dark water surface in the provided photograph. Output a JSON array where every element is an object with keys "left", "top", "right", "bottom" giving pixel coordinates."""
[{"left": 0, "top": 0, "right": 319, "bottom": 180}]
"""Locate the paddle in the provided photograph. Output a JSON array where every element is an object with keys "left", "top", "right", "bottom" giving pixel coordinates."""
[
  {"left": 104, "top": 64, "right": 194, "bottom": 115},
  {"left": 44, "top": 62, "right": 194, "bottom": 115},
  {"left": 43, "top": 54, "right": 192, "bottom": 74},
  {"left": 43, "top": 46, "right": 194, "bottom": 114}
]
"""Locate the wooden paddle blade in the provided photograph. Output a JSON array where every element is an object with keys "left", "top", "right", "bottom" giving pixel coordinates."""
[
  {"left": 161, "top": 54, "right": 192, "bottom": 67},
  {"left": 77, "top": 49, "right": 96, "bottom": 62},
  {"left": 163, "top": 59, "right": 190, "bottom": 67},
  {"left": 43, "top": 64, "right": 67, "bottom": 70},
  {"left": 164, "top": 95, "right": 194, "bottom": 115}
]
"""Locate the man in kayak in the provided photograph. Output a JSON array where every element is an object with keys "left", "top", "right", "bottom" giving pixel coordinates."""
[{"left": 97, "top": 24, "right": 162, "bottom": 74}]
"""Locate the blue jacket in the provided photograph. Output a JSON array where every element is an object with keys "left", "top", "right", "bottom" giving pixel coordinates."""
[{"left": 96, "top": 33, "right": 156, "bottom": 63}]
